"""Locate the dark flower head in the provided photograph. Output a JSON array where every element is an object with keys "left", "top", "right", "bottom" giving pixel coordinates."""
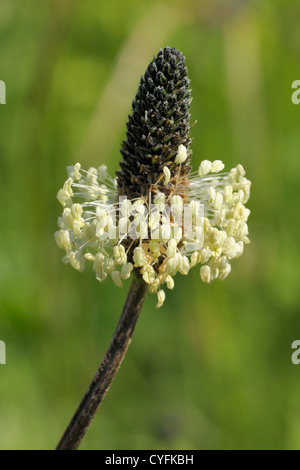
[{"left": 117, "top": 47, "right": 192, "bottom": 200}]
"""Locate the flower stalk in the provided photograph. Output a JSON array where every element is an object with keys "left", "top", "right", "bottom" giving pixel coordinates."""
[{"left": 56, "top": 276, "right": 148, "bottom": 450}]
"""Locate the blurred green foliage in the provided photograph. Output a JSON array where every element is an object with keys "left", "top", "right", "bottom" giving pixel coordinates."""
[{"left": 0, "top": 0, "right": 300, "bottom": 450}]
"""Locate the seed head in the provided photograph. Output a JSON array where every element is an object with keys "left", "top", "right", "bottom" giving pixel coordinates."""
[{"left": 117, "top": 47, "right": 192, "bottom": 200}]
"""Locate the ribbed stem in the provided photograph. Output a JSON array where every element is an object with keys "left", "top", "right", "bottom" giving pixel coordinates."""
[{"left": 56, "top": 277, "right": 148, "bottom": 450}]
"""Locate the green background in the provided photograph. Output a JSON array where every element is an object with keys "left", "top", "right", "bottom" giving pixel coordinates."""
[{"left": 0, "top": 0, "right": 300, "bottom": 450}]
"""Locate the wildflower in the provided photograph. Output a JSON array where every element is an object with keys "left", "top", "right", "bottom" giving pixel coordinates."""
[{"left": 55, "top": 47, "right": 251, "bottom": 308}]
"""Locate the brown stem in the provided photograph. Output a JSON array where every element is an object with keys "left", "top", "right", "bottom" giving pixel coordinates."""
[{"left": 56, "top": 276, "right": 148, "bottom": 450}]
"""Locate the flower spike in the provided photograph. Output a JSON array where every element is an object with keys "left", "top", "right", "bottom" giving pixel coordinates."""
[
  {"left": 55, "top": 47, "right": 251, "bottom": 309},
  {"left": 117, "top": 46, "right": 192, "bottom": 200}
]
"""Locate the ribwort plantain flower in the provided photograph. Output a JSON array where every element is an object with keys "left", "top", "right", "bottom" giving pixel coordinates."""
[{"left": 55, "top": 47, "right": 251, "bottom": 308}]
